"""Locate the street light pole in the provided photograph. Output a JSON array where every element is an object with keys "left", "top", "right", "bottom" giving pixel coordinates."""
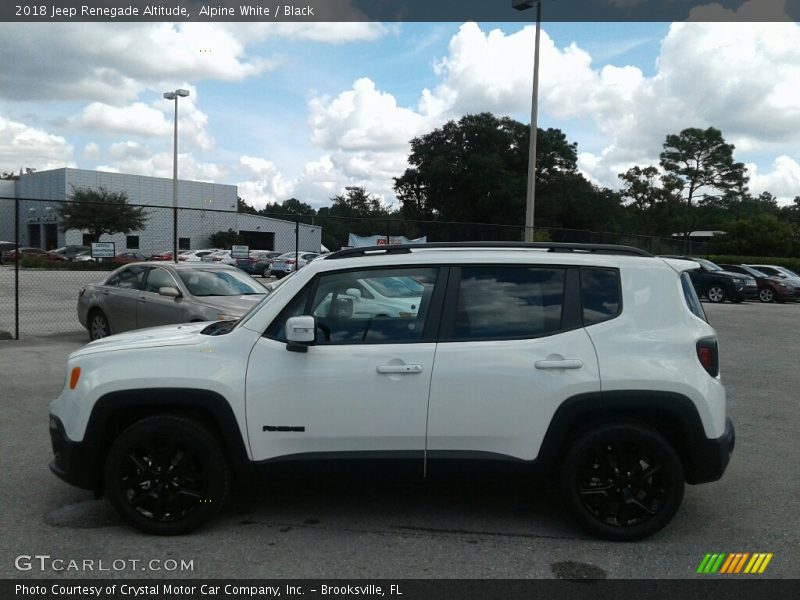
[
  {"left": 514, "top": 0, "right": 542, "bottom": 242},
  {"left": 163, "top": 88, "right": 190, "bottom": 263}
]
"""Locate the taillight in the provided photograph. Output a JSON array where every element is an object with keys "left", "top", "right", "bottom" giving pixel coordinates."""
[
  {"left": 696, "top": 337, "right": 719, "bottom": 377},
  {"left": 286, "top": 259, "right": 296, "bottom": 264}
]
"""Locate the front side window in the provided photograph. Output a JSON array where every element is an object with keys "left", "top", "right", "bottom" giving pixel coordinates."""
[
  {"left": 451, "top": 267, "right": 565, "bottom": 340},
  {"left": 105, "top": 265, "right": 148, "bottom": 290},
  {"left": 268, "top": 267, "right": 438, "bottom": 345},
  {"left": 143, "top": 267, "right": 179, "bottom": 293}
]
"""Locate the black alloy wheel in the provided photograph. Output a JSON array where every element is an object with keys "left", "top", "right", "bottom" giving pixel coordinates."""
[
  {"left": 560, "top": 422, "right": 684, "bottom": 541},
  {"left": 105, "top": 415, "right": 230, "bottom": 535}
]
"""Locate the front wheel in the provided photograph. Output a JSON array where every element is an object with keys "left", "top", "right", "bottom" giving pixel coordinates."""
[
  {"left": 560, "top": 422, "right": 684, "bottom": 541},
  {"left": 706, "top": 285, "right": 726, "bottom": 303},
  {"left": 104, "top": 415, "right": 230, "bottom": 535},
  {"left": 88, "top": 309, "right": 111, "bottom": 340},
  {"left": 759, "top": 288, "right": 775, "bottom": 303}
]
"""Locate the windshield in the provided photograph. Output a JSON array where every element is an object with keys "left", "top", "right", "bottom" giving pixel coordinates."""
[
  {"left": 177, "top": 269, "right": 267, "bottom": 297},
  {"left": 777, "top": 267, "right": 799, "bottom": 278},
  {"left": 745, "top": 266, "right": 768, "bottom": 278},
  {"left": 235, "top": 271, "right": 297, "bottom": 328},
  {"left": 695, "top": 258, "right": 722, "bottom": 271}
]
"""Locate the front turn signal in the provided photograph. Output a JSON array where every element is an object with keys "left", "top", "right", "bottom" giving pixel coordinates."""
[{"left": 69, "top": 367, "right": 81, "bottom": 390}]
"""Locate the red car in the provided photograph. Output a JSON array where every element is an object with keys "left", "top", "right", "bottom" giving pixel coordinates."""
[
  {"left": 2, "top": 247, "right": 65, "bottom": 261},
  {"left": 148, "top": 251, "right": 188, "bottom": 261},
  {"left": 113, "top": 252, "right": 147, "bottom": 264}
]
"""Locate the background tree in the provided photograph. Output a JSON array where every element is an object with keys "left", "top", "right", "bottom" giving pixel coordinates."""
[
  {"left": 58, "top": 186, "right": 147, "bottom": 242},
  {"left": 714, "top": 214, "right": 794, "bottom": 257},
  {"left": 317, "top": 187, "right": 392, "bottom": 250},
  {"left": 237, "top": 197, "right": 258, "bottom": 215},
  {"left": 260, "top": 198, "right": 317, "bottom": 222},
  {"left": 209, "top": 228, "right": 243, "bottom": 248},
  {"left": 659, "top": 127, "right": 748, "bottom": 242}
]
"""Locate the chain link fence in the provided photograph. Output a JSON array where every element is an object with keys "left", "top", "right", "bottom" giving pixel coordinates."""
[{"left": 0, "top": 195, "right": 708, "bottom": 339}]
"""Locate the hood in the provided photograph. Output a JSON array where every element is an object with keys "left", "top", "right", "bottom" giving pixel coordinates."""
[
  {"left": 717, "top": 270, "right": 752, "bottom": 280},
  {"left": 198, "top": 294, "right": 264, "bottom": 315},
  {"left": 72, "top": 322, "right": 211, "bottom": 357}
]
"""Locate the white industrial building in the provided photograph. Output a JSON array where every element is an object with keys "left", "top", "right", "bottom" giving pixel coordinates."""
[{"left": 0, "top": 168, "right": 321, "bottom": 255}]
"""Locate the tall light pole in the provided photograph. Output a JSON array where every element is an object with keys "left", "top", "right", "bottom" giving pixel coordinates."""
[
  {"left": 163, "top": 88, "right": 190, "bottom": 263},
  {"left": 513, "top": 0, "right": 542, "bottom": 242}
]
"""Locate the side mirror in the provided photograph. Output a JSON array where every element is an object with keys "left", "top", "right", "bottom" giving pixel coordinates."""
[
  {"left": 286, "top": 315, "right": 315, "bottom": 353},
  {"left": 159, "top": 286, "right": 181, "bottom": 298},
  {"left": 345, "top": 287, "right": 362, "bottom": 299}
]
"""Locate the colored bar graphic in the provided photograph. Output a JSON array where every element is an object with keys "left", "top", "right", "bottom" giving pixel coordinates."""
[{"left": 698, "top": 552, "right": 772, "bottom": 575}]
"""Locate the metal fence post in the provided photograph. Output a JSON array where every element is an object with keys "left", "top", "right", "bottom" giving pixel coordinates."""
[
  {"left": 294, "top": 216, "right": 300, "bottom": 271},
  {"left": 386, "top": 220, "right": 391, "bottom": 245},
  {"left": 14, "top": 197, "right": 19, "bottom": 340}
]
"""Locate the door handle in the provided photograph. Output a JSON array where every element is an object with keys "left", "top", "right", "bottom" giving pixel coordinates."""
[
  {"left": 376, "top": 364, "right": 424, "bottom": 374},
  {"left": 535, "top": 358, "right": 583, "bottom": 370}
]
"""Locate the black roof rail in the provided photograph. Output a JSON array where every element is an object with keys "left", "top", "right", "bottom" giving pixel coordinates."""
[{"left": 325, "top": 241, "right": 652, "bottom": 259}]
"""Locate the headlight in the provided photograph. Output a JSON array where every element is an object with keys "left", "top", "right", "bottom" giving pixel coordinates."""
[
  {"left": 732, "top": 278, "right": 743, "bottom": 284},
  {"left": 777, "top": 283, "right": 787, "bottom": 288}
]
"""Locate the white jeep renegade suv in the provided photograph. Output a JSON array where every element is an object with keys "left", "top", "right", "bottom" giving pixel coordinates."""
[{"left": 49, "top": 242, "right": 734, "bottom": 540}]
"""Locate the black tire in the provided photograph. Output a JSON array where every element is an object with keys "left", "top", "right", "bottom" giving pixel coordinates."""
[
  {"left": 560, "top": 422, "right": 684, "bottom": 541},
  {"left": 759, "top": 288, "right": 775, "bottom": 303},
  {"left": 104, "top": 415, "right": 230, "bottom": 535},
  {"left": 706, "top": 285, "right": 726, "bottom": 303},
  {"left": 88, "top": 309, "right": 111, "bottom": 340},
  {"left": 261, "top": 266, "right": 271, "bottom": 278}
]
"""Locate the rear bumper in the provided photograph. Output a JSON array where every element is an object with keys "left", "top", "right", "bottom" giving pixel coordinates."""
[{"left": 685, "top": 417, "right": 735, "bottom": 484}]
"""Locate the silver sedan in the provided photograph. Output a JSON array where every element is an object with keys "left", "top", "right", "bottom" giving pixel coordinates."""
[{"left": 78, "top": 262, "right": 268, "bottom": 340}]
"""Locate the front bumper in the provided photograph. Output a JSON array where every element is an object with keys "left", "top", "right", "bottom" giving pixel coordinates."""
[
  {"left": 732, "top": 285, "right": 759, "bottom": 301},
  {"left": 685, "top": 417, "right": 735, "bottom": 484},
  {"left": 49, "top": 415, "right": 101, "bottom": 491}
]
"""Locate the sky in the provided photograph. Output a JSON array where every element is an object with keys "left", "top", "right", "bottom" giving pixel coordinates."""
[{"left": 1, "top": 1, "right": 799, "bottom": 210}]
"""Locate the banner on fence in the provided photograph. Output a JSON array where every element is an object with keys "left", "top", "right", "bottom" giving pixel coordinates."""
[{"left": 347, "top": 234, "right": 427, "bottom": 247}]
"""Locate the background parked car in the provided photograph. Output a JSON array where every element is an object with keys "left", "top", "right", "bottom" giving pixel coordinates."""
[
  {"left": 661, "top": 255, "right": 758, "bottom": 303},
  {"left": 51, "top": 245, "right": 90, "bottom": 261},
  {"left": 270, "top": 251, "right": 320, "bottom": 278},
  {"left": 2, "top": 247, "right": 65, "bottom": 262},
  {"left": 745, "top": 264, "right": 800, "bottom": 288},
  {"left": 113, "top": 251, "right": 148, "bottom": 264},
  {"left": 202, "top": 249, "right": 236, "bottom": 265},
  {"left": 236, "top": 250, "right": 283, "bottom": 277},
  {"left": 717, "top": 264, "right": 800, "bottom": 303},
  {"left": 77, "top": 262, "right": 268, "bottom": 340},
  {"left": 180, "top": 249, "right": 221, "bottom": 262},
  {"left": 148, "top": 250, "right": 177, "bottom": 261}
]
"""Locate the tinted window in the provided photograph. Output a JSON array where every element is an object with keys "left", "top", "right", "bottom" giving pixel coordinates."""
[
  {"left": 581, "top": 268, "right": 621, "bottom": 326},
  {"left": 681, "top": 272, "right": 707, "bottom": 322},
  {"left": 452, "top": 267, "right": 565, "bottom": 340}
]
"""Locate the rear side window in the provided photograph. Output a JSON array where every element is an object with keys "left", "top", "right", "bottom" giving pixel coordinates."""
[
  {"left": 451, "top": 267, "right": 565, "bottom": 340},
  {"left": 681, "top": 272, "right": 707, "bottom": 322},
  {"left": 581, "top": 268, "right": 621, "bottom": 326}
]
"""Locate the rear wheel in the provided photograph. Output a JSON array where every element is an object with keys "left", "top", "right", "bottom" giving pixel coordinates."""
[
  {"left": 88, "top": 309, "right": 110, "bottom": 340},
  {"left": 104, "top": 415, "right": 230, "bottom": 535},
  {"left": 560, "top": 422, "right": 684, "bottom": 541},
  {"left": 261, "top": 266, "right": 271, "bottom": 278},
  {"left": 706, "top": 285, "right": 726, "bottom": 303}
]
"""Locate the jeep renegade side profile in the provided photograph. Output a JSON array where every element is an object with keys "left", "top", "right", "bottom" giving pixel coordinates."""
[{"left": 49, "top": 243, "right": 735, "bottom": 540}]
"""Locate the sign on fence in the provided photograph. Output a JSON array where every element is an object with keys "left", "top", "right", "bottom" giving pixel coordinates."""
[{"left": 230, "top": 245, "right": 249, "bottom": 258}]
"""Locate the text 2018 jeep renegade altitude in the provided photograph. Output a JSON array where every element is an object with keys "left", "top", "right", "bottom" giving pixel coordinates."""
[{"left": 49, "top": 243, "right": 734, "bottom": 541}]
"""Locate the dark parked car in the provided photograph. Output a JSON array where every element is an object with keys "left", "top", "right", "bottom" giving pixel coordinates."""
[
  {"left": 717, "top": 264, "right": 800, "bottom": 303},
  {"left": 236, "top": 250, "right": 283, "bottom": 277},
  {"left": 77, "top": 262, "right": 268, "bottom": 340},
  {"left": 661, "top": 256, "right": 758, "bottom": 303}
]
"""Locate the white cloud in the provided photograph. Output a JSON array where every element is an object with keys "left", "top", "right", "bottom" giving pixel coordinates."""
[
  {"left": 82, "top": 142, "right": 100, "bottom": 161},
  {"left": 237, "top": 155, "right": 297, "bottom": 208},
  {"left": 0, "top": 115, "right": 74, "bottom": 172},
  {"left": 71, "top": 102, "right": 171, "bottom": 137},
  {"left": 747, "top": 157, "right": 800, "bottom": 201},
  {"left": 95, "top": 148, "right": 225, "bottom": 184}
]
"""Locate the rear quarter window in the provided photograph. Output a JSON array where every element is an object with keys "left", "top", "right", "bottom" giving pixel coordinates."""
[
  {"left": 581, "top": 267, "right": 621, "bottom": 326},
  {"left": 681, "top": 272, "right": 707, "bottom": 322}
]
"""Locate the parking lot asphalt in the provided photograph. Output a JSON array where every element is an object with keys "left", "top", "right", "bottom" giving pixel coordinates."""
[{"left": 0, "top": 302, "right": 798, "bottom": 579}]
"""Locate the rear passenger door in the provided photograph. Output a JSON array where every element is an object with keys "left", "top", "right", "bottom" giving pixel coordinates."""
[{"left": 425, "top": 265, "right": 603, "bottom": 466}]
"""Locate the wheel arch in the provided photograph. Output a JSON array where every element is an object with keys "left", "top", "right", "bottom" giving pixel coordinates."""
[
  {"left": 537, "top": 391, "right": 713, "bottom": 485},
  {"left": 81, "top": 388, "right": 251, "bottom": 491}
]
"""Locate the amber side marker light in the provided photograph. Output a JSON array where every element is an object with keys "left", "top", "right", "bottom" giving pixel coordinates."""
[{"left": 69, "top": 367, "right": 81, "bottom": 390}]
